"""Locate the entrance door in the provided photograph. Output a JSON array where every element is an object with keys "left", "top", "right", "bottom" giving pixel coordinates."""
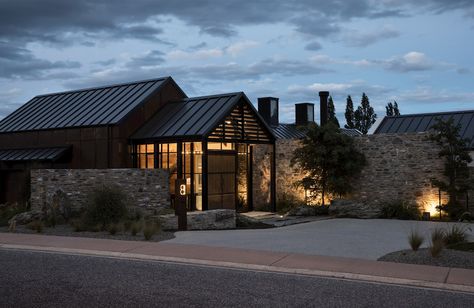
[{"left": 207, "top": 152, "right": 236, "bottom": 210}]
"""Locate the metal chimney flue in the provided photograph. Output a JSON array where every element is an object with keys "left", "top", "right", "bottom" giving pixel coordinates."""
[
  {"left": 319, "top": 91, "right": 329, "bottom": 126},
  {"left": 258, "top": 97, "right": 279, "bottom": 126}
]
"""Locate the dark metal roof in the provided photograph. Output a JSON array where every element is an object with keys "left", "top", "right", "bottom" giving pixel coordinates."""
[
  {"left": 272, "top": 124, "right": 307, "bottom": 139},
  {"left": 340, "top": 128, "right": 363, "bottom": 137},
  {"left": 374, "top": 110, "right": 474, "bottom": 149},
  {"left": 131, "top": 92, "right": 275, "bottom": 142},
  {"left": 0, "top": 147, "right": 70, "bottom": 162},
  {"left": 272, "top": 124, "right": 362, "bottom": 139},
  {"left": 0, "top": 77, "right": 182, "bottom": 133}
]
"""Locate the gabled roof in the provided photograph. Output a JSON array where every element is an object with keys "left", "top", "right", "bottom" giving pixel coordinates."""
[
  {"left": 374, "top": 110, "right": 474, "bottom": 149},
  {"left": 131, "top": 92, "right": 275, "bottom": 142},
  {"left": 271, "top": 123, "right": 362, "bottom": 139},
  {"left": 0, "top": 77, "right": 184, "bottom": 133},
  {"left": 0, "top": 146, "right": 70, "bottom": 162}
]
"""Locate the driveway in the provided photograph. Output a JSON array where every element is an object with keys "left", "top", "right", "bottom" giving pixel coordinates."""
[{"left": 164, "top": 219, "right": 474, "bottom": 260}]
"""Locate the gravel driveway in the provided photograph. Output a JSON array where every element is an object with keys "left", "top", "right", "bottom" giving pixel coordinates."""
[{"left": 164, "top": 218, "right": 474, "bottom": 260}]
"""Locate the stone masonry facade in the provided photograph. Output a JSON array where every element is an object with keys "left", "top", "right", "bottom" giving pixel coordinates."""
[
  {"left": 274, "top": 132, "right": 474, "bottom": 216},
  {"left": 30, "top": 169, "right": 169, "bottom": 213},
  {"left": 351, "top": 133, "right": 447, "bottom": 215}
]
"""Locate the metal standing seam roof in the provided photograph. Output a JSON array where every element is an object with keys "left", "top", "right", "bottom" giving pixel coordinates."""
[
  {"left": 0, "top": 147, "right": 70, "bottom": 162},
  {"left": 271, "top": 124, "right": 362, "bottom": 139},
  {"left": 374, "top": 110, "right": 474, "bottom": 149},
  {"left": 0, "top": 77, "right": 183, "bottom": 133},
  {"left": 131, "top": 92, "right": 275, "bottom": 141}
]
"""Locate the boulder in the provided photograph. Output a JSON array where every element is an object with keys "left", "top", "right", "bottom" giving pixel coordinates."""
[
  {"left": 329, "top": 199, "right": 381, "bottom": 219},
  {"left": 155, "top": 209, "right": 236, "bottom": 230},
  {"left": 8, "top": 210, "right": 45, "bottom": 225},
  {"left": 287, "top": 205, "right": 329, "bottom": 216}
]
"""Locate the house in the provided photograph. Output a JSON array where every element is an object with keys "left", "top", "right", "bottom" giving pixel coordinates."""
[
  {"left": 0, "top": 76, "right": 365, "bottom": 213},
  {"left": 0, "top": 77, "right": 278, "bottom": 212}
]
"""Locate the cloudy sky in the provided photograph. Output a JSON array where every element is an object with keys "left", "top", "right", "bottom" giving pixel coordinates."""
[{"left": 1, "top": 0, "right": 473, "bottom": 124}]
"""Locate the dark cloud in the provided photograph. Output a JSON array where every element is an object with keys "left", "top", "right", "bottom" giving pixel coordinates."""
[
  {"left": 125, "top": 50, "right": 165, "bottom": 68},
  {"left": 188, "top": 42, "right": 208, "bottom": 50},
  {"left": 0, "top": 42, "right": 81, "bottom": 79},
  {"left": 94, "top": 59, "right": 117, "bottom": 66},
  {"left": 343, "top": 27, "right": 400, "bottom": 47},
  {"left": 2, "top": 0, "right": 471, "bottom": 48},
  {"left": 64, "top": 57, "right": 330, "bottom": 90},
  {"left": 305, "top": 41, "right": 323, "bottom": 51}
]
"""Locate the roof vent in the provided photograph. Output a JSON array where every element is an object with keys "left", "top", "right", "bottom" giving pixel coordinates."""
[
  {"left": 295, "top": 103, "right": 315, "bottom": 126},
  {"left": 258, "top": 97, "right": 279, "bottom": 126}
]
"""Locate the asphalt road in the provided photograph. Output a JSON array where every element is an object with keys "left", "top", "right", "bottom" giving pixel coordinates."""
[{"left": 0, "top": 249, "right": 473, "bottom": 308}]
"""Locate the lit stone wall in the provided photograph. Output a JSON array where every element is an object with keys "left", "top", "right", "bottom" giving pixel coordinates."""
[
  {"left": 273, "top": 132, "right": 474, "bottom": 217},
  {"left": 30, "top": 168, "right": 169, "bottom": 214},
  {"left": 351, "top": 133, "right": 447, "bottom": 215},
  {"left": 252, "top": 144, "right": 272, "bottom": 210}
]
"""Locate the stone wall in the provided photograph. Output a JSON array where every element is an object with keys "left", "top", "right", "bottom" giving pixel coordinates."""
[
  {"left": 30, "top": 168, "right": 169, "bottom": 213},
  {"left": 252, "top": 144, "right": 272, "bottom": 210},
  {"left": 274, "top": 132, "right": 474, "bottom": 216},
  {"left": 275, "top": 139, "right": 305, "bottom": 204},
  {"left": 351, "top": 133, "right": 447, "bottom": 215}
]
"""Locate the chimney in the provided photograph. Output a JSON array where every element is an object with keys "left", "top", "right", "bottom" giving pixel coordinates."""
[
  {"left": 258, "top": 97, "right": 279, "bottom": 126},
  {"left": 295, "top": 103, "right": 315, "bottom": 126},
  {"left": 319, "top": 91, "right": 329, "bottom": 126}
]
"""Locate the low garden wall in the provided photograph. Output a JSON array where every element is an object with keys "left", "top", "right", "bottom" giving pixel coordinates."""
[{"left": 30, "top": 169, "right": 169, "bottom": 214}]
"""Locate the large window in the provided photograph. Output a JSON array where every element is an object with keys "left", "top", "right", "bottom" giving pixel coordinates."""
[
  {"left": 157, "top": 143, "right": 177, "bottom": 194},
  {"left": 137, "top": 144, "right": 155, "bottom": 169}
]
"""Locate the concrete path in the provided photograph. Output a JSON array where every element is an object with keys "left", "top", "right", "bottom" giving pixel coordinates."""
[
  {"left": 167, "top": 218, "right": 474, "bottom": 260},
  {"left": 0, "top": 232, "right": 473, "bottom": 293}
]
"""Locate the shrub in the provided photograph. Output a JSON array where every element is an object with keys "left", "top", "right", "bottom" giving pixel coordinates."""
[
  {"left": 123, "top": 220, "right": 132, "bottom": 232},
  {"left": 84, "top": 185, "right": 128, "bottom": 228},
  {"left": 143, "top": 221, "right": 160, "bottom": 240},
  {"left": 143, "top": 223, "right": 156, "bottom": 241},
  {"left": 130, "top": 221, "right": 143, "bottom": 236},
  {"left": 444, "top": 224, "right": 471, "bottom": 246},
  {"left": 276, "top": 193, "right": 302, "bottom": 214},
  {"left": 71, "top": 219, "right": 86, "bottom": 232},
  {"left": 430, "top": 239, "right": 444, "bottom": 257},
  {"left": 431, "top": 227, "right": 446, "bottom": 243},
  {"left": 380, "top": 200, "right": 421, "bottom": 220},
  {"left": 0, "top": 203, "right": 25, "bottom": 227},
  {"left": 429, "top": 228, "right": 445, "bottom": 257},
  {"left": 127, "top": 207, "right": 143, "bottom": 221},
  {"left": 107, "top": 223, "right": 121, "bottom": 235},
  {"left": 408, "top": 229, "right": 424, "bottom": 251},
  {"left": 459, "top": 212, "right": 472, "bottom": 222},
  {"left": 27, "top": 220, "right": 43, "bottom": 233}
]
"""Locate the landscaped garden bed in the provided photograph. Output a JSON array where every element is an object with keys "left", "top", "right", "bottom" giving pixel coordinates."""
[
  {"left": 378, "top": 246, "right": 474, "bottom": 270},
  {"left": 379, "top": 224, "right": 474, "bottom": 270},
  {"left": 0, "top": 224, "right": 175, "bottom": 242}
]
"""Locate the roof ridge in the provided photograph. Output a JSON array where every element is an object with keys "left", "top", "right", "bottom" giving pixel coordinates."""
[
  {"left": 35, "top": 76, "right": 171, "bottom": 98},
  {"left": 183, "top": 91, "right": 243, "bottom": 101},
  {"left": 384, "top": 109, "right": 474, "bottom": 118}
]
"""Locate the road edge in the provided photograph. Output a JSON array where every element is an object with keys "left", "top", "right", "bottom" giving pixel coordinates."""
[{"left": 2, "top": 243, "right": 473, "bottom": 294}]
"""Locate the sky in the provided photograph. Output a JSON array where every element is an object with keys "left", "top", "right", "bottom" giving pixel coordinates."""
[{"left": 0, "top": 0, "right": 473, "bottom": 125}]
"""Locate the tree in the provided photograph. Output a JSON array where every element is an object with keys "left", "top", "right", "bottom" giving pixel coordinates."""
[
  {"left": 327, "top": 96, "right": 340, "bottom": 127},
  {"left": 354, "top": 93, "right": 377, "bottom": 134},
  {"left": 386, "top": 101, "right": 400, "bottom": 116},
  {"left": 344, "top": 95, "right": 355, "bottom": 129},
  {"left": 291, "top": 122, "right": 366, "bottom": 206},
  {"left": 429, "top": 118, "right": 473, "bottom": 219}
]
